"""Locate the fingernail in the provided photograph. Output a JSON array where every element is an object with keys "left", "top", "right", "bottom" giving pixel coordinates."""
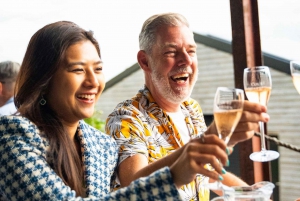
[
  {"left": 221, "top": 168, "right": 227, "bottom": 174},
  {"left": 261, "top": 105, "right": 267, "bottom": 111},
  {"left": 226, "top": 147, "right": 234, "bottom": 155},
  {"left": 225, "top": 160, "right": 230, "bottom": 167},
  {"left": 218, "top": 175, "right": 224, "bottom": 181},
  {"left": 262, "top": 113, "right": 270, "bottom": 121},
  {"left": 226, "top": 148, "right": 230, "bottom": 155}
]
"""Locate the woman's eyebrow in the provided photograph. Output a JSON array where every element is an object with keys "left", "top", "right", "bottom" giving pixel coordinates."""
[
  {"left": 67, "top": 60, "right": 103, "bottom": 67},
  {"left": 68, "top": 61, "right": 85, "bottom": 66},
  {"left": 94, "top": 61, "right": 103, "bottom": 65}
]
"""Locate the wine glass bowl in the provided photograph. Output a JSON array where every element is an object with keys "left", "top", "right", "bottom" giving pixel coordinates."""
[
  {"left": 213, "top": 87, "right": 244, "bottom": 144},
  {"left": 290, "top": 61, "right": 300, "bottom": 94},
  {"left": 243, "top": 66, "right": 280, "bottom": 162}
]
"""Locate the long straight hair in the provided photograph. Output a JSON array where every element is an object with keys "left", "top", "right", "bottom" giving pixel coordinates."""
[{"left": 14, "top": 21, "right": 101, "bottom": 196}]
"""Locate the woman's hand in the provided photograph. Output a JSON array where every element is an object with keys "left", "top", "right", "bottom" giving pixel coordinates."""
[{"left": 170, "top": 135, "right": 228, "bottom": 189}]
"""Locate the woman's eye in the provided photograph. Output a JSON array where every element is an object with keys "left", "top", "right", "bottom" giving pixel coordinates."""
[
  {"left": 72, "top": 68, "right": 84, "bottom": 72},
  {"left": 96, "top": 66, "right": 103, "bottom": 71}
]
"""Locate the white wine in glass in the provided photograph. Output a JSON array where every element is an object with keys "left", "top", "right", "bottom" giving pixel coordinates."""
[
  {"left": 290, "top": 61, "right": 300, "bottom": 94},
  {"left": 213, "top": 87, "right": 244, "bottom": 189},
  {"left": 243, "top": 66, "right": 280, "bottom": 162},
  {"left": 214, "top": 87, "right": 244, "bottom": 144}
]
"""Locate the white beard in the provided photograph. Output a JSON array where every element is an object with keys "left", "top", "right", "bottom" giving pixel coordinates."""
[{"left": 150, "top": 63, "right": 197, "bottom": 104}]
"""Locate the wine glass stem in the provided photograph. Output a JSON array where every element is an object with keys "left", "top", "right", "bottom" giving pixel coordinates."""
[
  {"left": 217, "top": 162, "right": 223, "bottom": 189},
  {"left": 259, "top": 121, "right": 267, "bottom": 152}
]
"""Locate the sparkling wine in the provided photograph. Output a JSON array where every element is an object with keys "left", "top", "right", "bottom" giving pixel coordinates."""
[
  {"left": 214, "top": 109, "right": 243, "bottom": 143},
  {"left": 292, "top": 73, "right": 300, "bottom": 94},
  {"left": 245, "top": 87, "right": 271, "bottom": 106},
  {"left": 243, "top": 66, "right": 279, "bottom": 162}
]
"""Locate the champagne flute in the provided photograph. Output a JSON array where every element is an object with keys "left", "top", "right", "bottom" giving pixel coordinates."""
[
  {"left": 214, "top": 87, "right": 244, "bottom": 144},
  {"left": 213, "top": 87, "right": 244, "bottom": 188},
  {"left": 243, "top": 66, "right": 280, "bottom": 162},
  {"left": 290, "top": 61, "right": 300, "bottom": 94}
]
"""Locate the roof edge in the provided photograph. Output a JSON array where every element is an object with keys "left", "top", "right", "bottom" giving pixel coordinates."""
[
  {"left": 194, "top": 34, "right": 290, "bottom": 75},
  {"left": 104, "top": 63, "right": 140, "bottom": 92}
]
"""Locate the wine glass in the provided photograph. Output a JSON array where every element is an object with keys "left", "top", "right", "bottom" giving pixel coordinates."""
[
  {"left": 214, "top": 87, "right": 244, "bottom": 144},
  {"left": 243, "top": 66, "right": 280, "bottom": 162},
  {"left": 213, "top": 87, "right": 244, "bottom": 188},
  {"left": 290, "top": 61, "right": 300, "bottom": 94}
]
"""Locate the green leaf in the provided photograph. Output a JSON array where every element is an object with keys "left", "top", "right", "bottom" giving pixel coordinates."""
[{"left": 84, "top": 110, "right": 105, "bottom": 132}]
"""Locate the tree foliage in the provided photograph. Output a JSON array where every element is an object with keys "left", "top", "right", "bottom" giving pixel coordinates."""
[{"left": 84, "top": 110, "right": 105, "bottom": 132}]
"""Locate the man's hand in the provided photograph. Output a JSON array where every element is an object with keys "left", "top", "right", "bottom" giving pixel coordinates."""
[{"left": 206, "top": 100, "right": 270, "bottom": 147}]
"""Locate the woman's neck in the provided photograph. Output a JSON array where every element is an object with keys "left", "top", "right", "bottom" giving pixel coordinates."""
[{"left": 62, "top": 121, "right": 80, "bottom": 140}]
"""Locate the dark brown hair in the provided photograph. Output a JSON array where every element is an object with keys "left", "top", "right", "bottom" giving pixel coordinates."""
[{"left": 14, "top": 21, "right": 100, "bottom": 196}]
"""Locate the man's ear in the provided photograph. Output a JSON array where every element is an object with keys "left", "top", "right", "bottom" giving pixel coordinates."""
[{"left": 137, "top": 50, "right": 151, "bottom": 72}]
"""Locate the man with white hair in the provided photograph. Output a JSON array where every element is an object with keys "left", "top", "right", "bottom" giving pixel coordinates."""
[
  {"left": 106, "top": 13, "right": 269, "bottom": 200},
  {"left": 0, "top": 61, "right": 20, "bottom": 115}
]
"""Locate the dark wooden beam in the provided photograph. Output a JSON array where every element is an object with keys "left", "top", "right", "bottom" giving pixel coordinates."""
[
  {"left": 245, "top": 0, "right": 272, "bottom": 183},
  {"left": 230, "top": 0, "right": 271, "bottom": 184}
]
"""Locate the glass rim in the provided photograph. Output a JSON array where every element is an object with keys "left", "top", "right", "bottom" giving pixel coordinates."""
[
  {"left": 290, "top": 60, "right": 300, "bottom": 73},
  {"left": 216, "top": 87, "right": 244, "bottom": 93},
  {"left": 244, "top": 66, "right": 270, "bottom": 71}
]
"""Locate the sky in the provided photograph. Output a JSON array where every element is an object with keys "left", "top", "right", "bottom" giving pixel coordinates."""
[{"left": 0, "top": 0, "right": 299, "bottom": 80}]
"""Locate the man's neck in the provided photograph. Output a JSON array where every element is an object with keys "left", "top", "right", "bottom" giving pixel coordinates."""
[
  {"left": 156, "top": 100, "right": 181, "bottom": 113},
  {"left": 0, "top": 96, "right": 13, "bottom": 107},
  {"left": 145, "top": 85, "right": 181, "bottom": 113}
]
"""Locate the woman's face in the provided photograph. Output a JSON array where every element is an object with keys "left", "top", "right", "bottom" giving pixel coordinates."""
[{"left": 47, "top": 40, "right": 105, "bottom": 125}]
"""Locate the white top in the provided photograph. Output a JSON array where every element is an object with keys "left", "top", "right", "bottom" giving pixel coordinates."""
[
  {"left": 0, "top": 97, "right": 17, "bottom": 116},
  {"left": 167, "top": 110, "right": 190, "bottom": 144}
]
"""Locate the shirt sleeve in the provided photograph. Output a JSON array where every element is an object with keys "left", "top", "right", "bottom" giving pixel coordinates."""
[{"left": 105, "top": 104, "right": 150, "bottom": 165}]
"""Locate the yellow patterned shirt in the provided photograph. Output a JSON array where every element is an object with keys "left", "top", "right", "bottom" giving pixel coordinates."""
[{"left": 106, "top": 86, "right": 210, "bottom": 201}]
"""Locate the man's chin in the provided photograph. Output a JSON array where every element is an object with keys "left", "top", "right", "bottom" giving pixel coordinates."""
[
  {"left": 166, "top": 94, "right": 190, "bottom": 104},
  {"left": 173, "top": 89, "right": 190, "bottom": 99}
]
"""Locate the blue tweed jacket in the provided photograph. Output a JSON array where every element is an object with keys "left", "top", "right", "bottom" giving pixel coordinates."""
[{"left": 0, "top": 115, "right": 181, "bottom": 201}]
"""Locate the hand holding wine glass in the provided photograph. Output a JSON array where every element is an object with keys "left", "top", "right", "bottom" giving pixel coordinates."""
[
  {"left": 213, "top": 87, "right": 244, "bottom": 189},
  {"left": 290, "top": 61, "right": 300, "bottom": 94},
  {"left": 243, "top": 66, "right": 280, "bottom": 162}
]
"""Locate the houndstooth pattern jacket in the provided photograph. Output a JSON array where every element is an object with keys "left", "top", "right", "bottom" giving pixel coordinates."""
[{"left": 0, "top": 115, "right": 181, "bottom": 201}]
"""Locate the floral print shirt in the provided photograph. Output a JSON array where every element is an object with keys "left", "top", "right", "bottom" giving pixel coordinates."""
[{"left": 106, "top": 86, "right": 210, "bottom": 201}]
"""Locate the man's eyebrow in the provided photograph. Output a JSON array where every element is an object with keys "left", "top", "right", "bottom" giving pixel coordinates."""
[
  {"left": 162, "top": 43, "right": 197, "bottom": 48},
  {"left": 163, "top": 43, "right": 177, "bottom": 48},
  {"left": 187, "top": 44, "right": 197, "bottom": 48}
]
